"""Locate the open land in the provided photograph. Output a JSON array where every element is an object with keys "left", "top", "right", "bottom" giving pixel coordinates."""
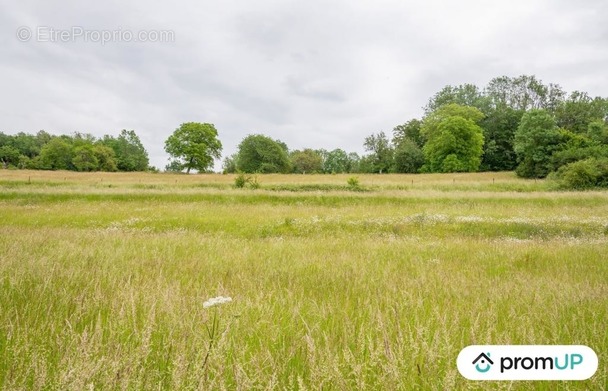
[{"left": 0, "top": 171, "right": 606, "bottom": 390}]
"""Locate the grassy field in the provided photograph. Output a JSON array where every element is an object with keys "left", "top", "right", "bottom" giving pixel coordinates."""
[{"left": 0, "top": 170, "right": 606, "bottom": 390}]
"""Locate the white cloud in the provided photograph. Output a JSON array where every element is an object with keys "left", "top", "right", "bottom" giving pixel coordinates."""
[{"left": 1, "top": 0, "right": 606, "bottom": 170}]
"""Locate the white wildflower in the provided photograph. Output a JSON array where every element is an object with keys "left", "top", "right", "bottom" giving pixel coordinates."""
[
  {"left": 455, "top": 215, "right": 486, "bottom": 223},
  {"left": 203, "top": 296, "right": 233, "bottom": 308}
]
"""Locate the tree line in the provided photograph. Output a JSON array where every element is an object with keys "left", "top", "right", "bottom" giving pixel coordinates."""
[
  {"left": 2, "top": 74, "right": 608, "bottom": 187},
  {"left": 218, "top": 75, "right": 607, "bottom": 184},
  {"left": 0, "top": 130, "right": 149, "bottom": 172}
]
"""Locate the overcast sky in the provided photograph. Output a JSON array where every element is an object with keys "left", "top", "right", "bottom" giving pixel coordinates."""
[{"left": 1, "top": 0, "right": 607, "bottom": 170}]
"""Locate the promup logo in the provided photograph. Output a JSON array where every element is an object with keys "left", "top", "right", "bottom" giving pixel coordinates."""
[
  {"left": 472, "top": 352, "right": 494, "bottom": 373},
  {"left": 457, "top": 345, "right": 598, "bottom": 380}
]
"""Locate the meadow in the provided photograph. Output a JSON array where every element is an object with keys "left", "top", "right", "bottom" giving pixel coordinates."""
[{"left": 0, "top": 170, "right": 606, "bottom": 390}]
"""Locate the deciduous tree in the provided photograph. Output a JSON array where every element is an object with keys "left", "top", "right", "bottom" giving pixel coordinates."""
[
  {"left": 421, "top": 104, "right": 485, "bottom": 172},
  {"left": 72, "top": 145, "right": 99, "bottom": 172},
  {"left": 323, "top": 149, "right": 350, "bottom": 173},
  {"left": 236, "top": 134, "right": 291, "bottom": 173},
  {"left": 39, "top": 137, "right": 74, "bottom": 170},
  {"left": 164, "top": 122, "right": 222, "bottom": 173},
  {"left": 102, "top": 130, "right": 149, "bottom": 171},
  {"left": 393, "top": 119, "right": 424, "bottom": 147},
  {"left": 290, "top": 149, "right": 323, "bottom": 173},
  {"left": 393, "top": 138, "right": 425, "bottom": 173},
  {"left": 363, "top": 131, "right": 393, "bottom": 173},
  {"left": 514, "top": 109, "right": 561, "bottom": 178}
]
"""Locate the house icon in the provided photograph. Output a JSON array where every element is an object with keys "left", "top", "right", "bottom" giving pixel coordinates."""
[{"left": 472, "top": 352, "right": 494, "bottom": 373}]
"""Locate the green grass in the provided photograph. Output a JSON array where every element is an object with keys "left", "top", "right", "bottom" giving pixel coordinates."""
[{"left": 0, "top": 170, "right": 607, "bottom": 390}]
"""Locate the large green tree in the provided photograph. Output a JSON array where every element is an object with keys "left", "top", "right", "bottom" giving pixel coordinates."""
[
  {"left": 10, "top": 131, "right": 48, "bottom": 158},
  {"left": 363, "top": 131, "right": 394, "bottom": 173},
  {"left": 485, "top": 75, "right": 565, "bottom": 112},
  {"left": 93, "top": 145, "right": 118, "bottom": 172},
  {"left": 0, "top": 145, "right": 19, "bottom": 168},
  {"left": 393, "top": 138, "right": 425, "bottom": 173},
  {"left": 421, "top": 104, "right": 485, "bottom": 172},
  {"left": 102, "top": 130, "right": 149, "bottom": 171},
  {"left": 480, "top": 107, "right": 523, "bottom": 171},
  {"left": 72, "top": 145, "right": 99, "bottom": 172},
  {"left": 38, "top": 137, "right": 74, "bottom": 170},
  {"left": 587, "top": 120, "right": 608, "bottom": 144},
  {"left": 514, "top": 109, "right": 562, "bottom": 178},
  {"left": 424, "top": 84, "right": 488, "bottom": 115},
  {"left": 323, "top": 148, "right": 351, "bottom": 173},
  {"left": 236, "top": 134, "right": 291, "bottom": 173},
  {"left": 164, "top": 122, "right": 222, "bottom": 173},
  {"left": 555, "top": 92, "right": 608, "bottom": 134},
  {"left": 347, "top": 152, "right": 361, "bottom": 173},
  {"left": 290, "top": 149, "right": 323, "bottom": 174},
  {"left": 393, "top": 119, "right": 424, "bottom": 147}
]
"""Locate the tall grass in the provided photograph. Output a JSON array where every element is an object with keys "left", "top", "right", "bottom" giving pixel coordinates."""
[{"left": 0, "top": 171, "right": 606, "bottom": 390}]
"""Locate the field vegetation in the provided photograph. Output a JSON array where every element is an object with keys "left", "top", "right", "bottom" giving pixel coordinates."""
[{"left": 0, "top": 170, "right": 606, "bottom": 390}]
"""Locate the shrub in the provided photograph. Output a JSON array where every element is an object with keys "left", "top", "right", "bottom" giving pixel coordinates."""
[
  {"left": 234, "top": 173, "right": 249, "bottom": 188},
  {"left": 249, "top": 175, "right": 261, "bottom": 190},
  {"left": 552, "top": 158, "right": 608, "bottom": 189},
  {"left": 347, "top": 176, "right": 360, "bottom": 188},
  {"left": 549, "top": 145, "right": 608, "bottom": 172},
  {"left": 234, "top": 172, "right": 261, "bottom": 189}
]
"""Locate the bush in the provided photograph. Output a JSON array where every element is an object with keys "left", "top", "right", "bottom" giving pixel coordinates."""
[
  {"left": 234, "top": 173, "right": 261, "bottom": 189},
  {"left": 234, "top": 173, "right": 249, "bottom": 188},
  {"left": 249, "top": 175, "right": 260, "bottom": 190},
  {"left": 552, "top": 158, "right": 608, "bottom": 189},
  {"left": 549, "top": 145, "right": 608, "bottom": 172},
  {"left": 347, "top": 176, "right": 360, "bottom": 188}
]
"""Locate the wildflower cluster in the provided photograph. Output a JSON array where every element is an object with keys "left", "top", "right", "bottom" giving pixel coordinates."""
[{"left": 203, "top": 295, "right": 233, "bottom": 308}]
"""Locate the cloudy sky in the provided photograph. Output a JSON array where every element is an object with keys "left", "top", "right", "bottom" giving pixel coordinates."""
[{"left": 1, "top": 0, "right": 607, "bottom": 170}]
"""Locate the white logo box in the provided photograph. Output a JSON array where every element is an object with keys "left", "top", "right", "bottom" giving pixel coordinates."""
[{"left": 457, "top": 345, "right": 598, "bottom": 381}]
